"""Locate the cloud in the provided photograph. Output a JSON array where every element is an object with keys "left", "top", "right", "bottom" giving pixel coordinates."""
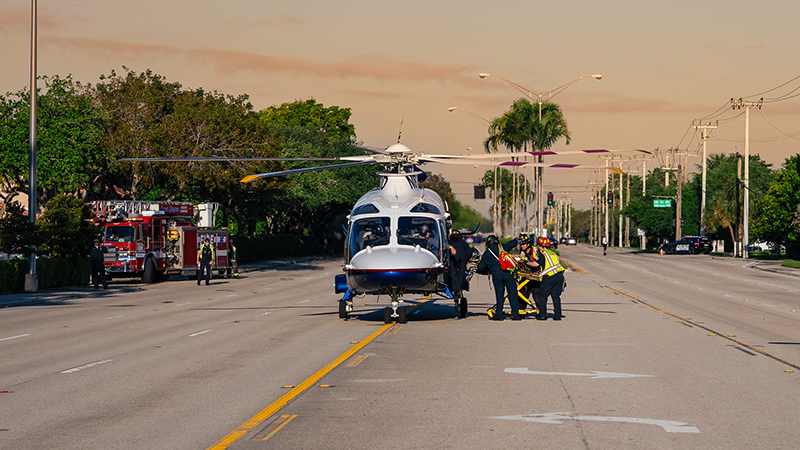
[
  {"left": 0, "top": 6, "right": 68, "bottom": 32},
  {"left": 47, "top": 37, "right": 483, "bottom": 87}
]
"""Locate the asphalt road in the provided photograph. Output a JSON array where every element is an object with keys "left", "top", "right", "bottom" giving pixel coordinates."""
[{"left": 2, "top": 247, "right": 799, "bottom": 449}]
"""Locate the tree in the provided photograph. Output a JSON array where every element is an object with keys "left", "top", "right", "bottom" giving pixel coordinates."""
[
  {"left": 37, "top": 194, "right": 97, "bottom": 258},
  {"left": 421, "top": 173, "right": 488, "bottom": 231},
  {"left": 484, "top": 99, "right": 570, "bottom": 236},
  {"left": 703, "top": 153, "right": 773, "bottom": 253},
  {"left": 481, "top": 168, "right": 528, "bottom": 234},
  {"left": 252, "top": 99, "right": 375, "bottom": 241},
  {"left": 0, "top": 75, "right": 109, "bottom": 207},
  {"left": 0, "top": 200, "right": 38, "bottom": 256},
  {"left": 90, "top": 68, "right": 281, "bottom": 203},
  {"left": 752, "top": 154, "right": 800, "bottom": 257}
]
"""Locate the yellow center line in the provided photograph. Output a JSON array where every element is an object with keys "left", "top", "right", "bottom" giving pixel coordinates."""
[
  {"left": 594, "top": 280, "right": 800, "bottom": 371},
  {"left": 251, "top": 414, "right": 298, "bottom": 441},
  {"left": 559, "top": 258, "right": 584, "bottom": 273},
  {"left": 207, "top": 322, "right": 394, "bottom": 450}
]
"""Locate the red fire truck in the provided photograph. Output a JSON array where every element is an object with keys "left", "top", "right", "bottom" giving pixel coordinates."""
[{"left": 90, "top": 200, "right": 229, "bottom": 283}]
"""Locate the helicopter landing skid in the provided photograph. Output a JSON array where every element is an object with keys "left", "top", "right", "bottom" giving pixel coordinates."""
[{"left": 383, "top": 288, "right": 407, "bottom": 324}]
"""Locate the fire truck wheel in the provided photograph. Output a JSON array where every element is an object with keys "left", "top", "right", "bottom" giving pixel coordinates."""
[{"left": 142, "top": 257, "right": 157, "bottom": 284}]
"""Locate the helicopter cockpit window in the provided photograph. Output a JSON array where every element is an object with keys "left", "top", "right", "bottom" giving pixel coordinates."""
[
  {"left": 409, "top": 202, "right": 441, "bottom": 215},
  {"left": 349, "top": 217, "right": 391, "bottom": 254},
  {"left": 396, "top": 217, "right": 441, "bottom": 255},
  {"left": 352, "top": 204, "right": 380, "bottom": 216}
]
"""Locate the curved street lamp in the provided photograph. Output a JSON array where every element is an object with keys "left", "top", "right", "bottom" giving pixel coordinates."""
[
  {"left": 478, "top": 72, "right": 602, "bottom": 237},
  {"left": 448, "top": 106, "right": 490, "bottom": 126},
  {"left": 448, "top": 106, "right": 499, "bottom": 234}
]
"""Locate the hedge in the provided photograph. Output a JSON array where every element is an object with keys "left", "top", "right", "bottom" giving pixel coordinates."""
[{"left": 0, "top": 257, "right": 91, "bottom": 293}]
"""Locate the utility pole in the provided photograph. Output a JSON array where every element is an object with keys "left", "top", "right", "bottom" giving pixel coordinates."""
[
  {"left": 604, "top": 159, "right": 610, "bottom": 247},
  {"left": 676, "top": 164, "right": 682, "bottom": 241},
  {"left": 662, "top": 165, "right": 682, "bottom": 241},
  {"left": 731, "top": 98, "right": 763, "bottom": 259},
  {"left": 694, "top": 122, "right": 718, "bottom": 236},
  {"left": 625, "top": 168, "right": 631, "bottom": 247},
  {"left": 642, "top": 157, "right": 647, "bottom": 195},
  {"left": 618, "top": 170, "right": 623, "bottom": 247}
]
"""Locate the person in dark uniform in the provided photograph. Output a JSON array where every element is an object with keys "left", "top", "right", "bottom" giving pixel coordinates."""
[
  {"left": 447, "top": 231, "right": 472, "bottom": 310},
  {"left": 89, "top": 238, "right": 108, "bottom": 289},
  {"left": 477, "top": 235, "right": 521, "bottom": 321}
]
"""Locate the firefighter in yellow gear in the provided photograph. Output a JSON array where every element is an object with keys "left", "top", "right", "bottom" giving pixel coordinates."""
[
  {"left": 227, "top": 241, "right": 239, "bottom": 279},
  {"left": 528, "top": 237, "right": 566, "bottom": 320}
]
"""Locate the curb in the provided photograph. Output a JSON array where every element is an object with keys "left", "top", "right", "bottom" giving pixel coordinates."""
[{"left": 1, "top": 255, "right": 341, "bottom": 308}]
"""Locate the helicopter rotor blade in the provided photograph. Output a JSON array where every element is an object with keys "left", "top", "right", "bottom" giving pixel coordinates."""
[
  {"left": 240, "top": 160, "right": 382, "bottom": 183},
  {"left": 426, "top": 158, "right": 623, "bottom": 174},
  {"left": 115, "top": 156, "right": 373, "bottom": 163}
]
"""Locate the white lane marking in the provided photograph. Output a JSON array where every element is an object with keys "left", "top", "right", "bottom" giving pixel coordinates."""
[
  {"left": 299, "top": 300, "right": 310, "bottom": 304},
  {"left": 493, "top": 412, "right": 700, "bottom": 433},
  {"left": 225, "top": 294, "right": 238, "bottom": 298},
  {"left": 263, "top": 287, "right": 273, "bottom": 290},
  {"left": 174, "top": 302, "right": 192, "bottom": 307},
  {"left": 505, "top": 368, "right": 653, "bottom": 379},
  {"left": 189, "top": 329, "right": 214, "bottom": 337},
  {"left": 257, "top": 312, "right": 271, "bottom": 317},
  {"left": 61, "top": 359, "right": 113, "bottom": 374},
  {"left": 0, "top": 334, "right": 31, "bottom": 342},
  {"left": 105, "top": 315, "right": 124, "bottom": 320}
]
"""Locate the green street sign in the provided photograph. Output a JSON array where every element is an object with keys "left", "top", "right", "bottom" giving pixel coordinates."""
[{"left": 653, "top": 199, "right": 672, "bottom": 208}]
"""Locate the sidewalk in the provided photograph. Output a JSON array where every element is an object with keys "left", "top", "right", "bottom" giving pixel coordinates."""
[
  {"left": 748, "top": 259, "right": 800, "bottom": 278},
  {"left": 0, "top": 255, "right": 339, "bottom": 309}
]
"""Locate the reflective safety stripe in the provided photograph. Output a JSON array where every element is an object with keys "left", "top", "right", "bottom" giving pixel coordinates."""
[{"left": 540, "top": 250, "right": 565, "bottom": 277}]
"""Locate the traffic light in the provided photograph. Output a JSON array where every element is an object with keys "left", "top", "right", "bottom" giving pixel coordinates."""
[
  {"left": 547, "top": 192, "right": 554, "bottom": 206},
  {"left": 607, "top": 192, "right": 613, "bottom": 204}
]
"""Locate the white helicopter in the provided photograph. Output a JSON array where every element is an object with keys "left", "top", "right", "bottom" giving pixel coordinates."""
[{"left": 120, "top": 142, "right": 635, "bottom": 323}]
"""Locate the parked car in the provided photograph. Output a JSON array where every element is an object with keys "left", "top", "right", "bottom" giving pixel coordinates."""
[{"left": 659, "top": 236, "right": 712, "bottom": 255}]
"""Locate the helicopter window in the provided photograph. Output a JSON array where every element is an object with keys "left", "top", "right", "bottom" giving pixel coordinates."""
[
  {"left": 349, "top": 217, "right": 391, "bottom": 254},
  {"left": 410, "top": 202, "right": 441, "bottom": 215},
  {"left": 407, "top": 175, "right": 419, "bottom": 189},
  {"left": 396, "top": 217, "right": 440, "bottom": 255},
  {"left": 352, "top": 204, "right": 380, "bottom": 216}
]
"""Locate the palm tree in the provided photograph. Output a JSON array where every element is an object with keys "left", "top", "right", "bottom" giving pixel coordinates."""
[
  {"left": 484, "top": 98, "right": 570, "bottom": 236},
  {"left": 704, "top": 154, "right": 741, "bottom": 255}
]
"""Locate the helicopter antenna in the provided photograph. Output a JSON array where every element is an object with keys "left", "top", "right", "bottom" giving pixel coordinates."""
[{"left": 397, "top": 119, "right": 404, "bottom": 143}]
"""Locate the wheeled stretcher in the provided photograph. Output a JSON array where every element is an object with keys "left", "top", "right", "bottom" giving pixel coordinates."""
[{"left": 486, "top": 268, "right": 541, "bottom": 319}]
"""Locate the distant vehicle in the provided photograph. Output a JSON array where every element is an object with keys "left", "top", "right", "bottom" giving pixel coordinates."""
[
  {"left": 747, "top": 241, "right": 777, "bottom": 252},
  {"left": 462, "top": 232, "right": 481, "bottom": 244},
  {"left": 566, "top": 237, "right": 577, "bottom": 245},
  {"left": 659, "top": 236, "right": 712, "bottom": 255},
  {"left": 548, "top": 236, "right": 558, "bottom": 249}
]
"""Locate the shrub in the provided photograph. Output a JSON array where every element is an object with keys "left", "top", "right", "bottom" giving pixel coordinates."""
[
  {"left": 232, "top": 234, "right": 316, "bottom": 263},
  {"left": 0, "top": 257, "right": 90, "bottom": 293}
]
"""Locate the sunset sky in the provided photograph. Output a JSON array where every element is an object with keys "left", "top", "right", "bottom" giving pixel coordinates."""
[{"left": 2, "top": 0, "right": 799, "bottom": 214}]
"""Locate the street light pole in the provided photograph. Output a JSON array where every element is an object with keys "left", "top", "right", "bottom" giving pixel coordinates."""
[
  {"left": 25, "top": 0, "right": 38, "bottom": 293},
  {"left": 479, "top": 73, "right": 602, "bottom": 238}
]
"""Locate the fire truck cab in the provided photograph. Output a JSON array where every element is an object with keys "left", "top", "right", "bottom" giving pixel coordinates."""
[{"left": 91, "top": 201, "right": 229, "bottom": 283}]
